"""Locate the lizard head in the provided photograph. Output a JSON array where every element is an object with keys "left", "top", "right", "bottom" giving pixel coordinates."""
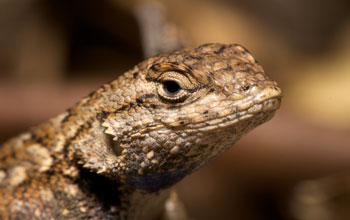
[{"left": 73, "top": 43, "right": 282, "bottom": 192}]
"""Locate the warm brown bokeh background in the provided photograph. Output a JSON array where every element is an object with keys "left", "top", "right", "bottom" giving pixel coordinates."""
[{"left": 0, "top": 0, "right": 349, "bottom": 220}]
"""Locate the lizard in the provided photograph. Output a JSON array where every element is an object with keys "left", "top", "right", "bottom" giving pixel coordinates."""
[{"left": 0, "top": 43, "right": 282, "bottom": 220}]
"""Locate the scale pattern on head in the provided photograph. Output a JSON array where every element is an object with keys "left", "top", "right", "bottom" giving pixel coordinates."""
[{"left": 69, "top": 43, "right": 282, "bottom": 192}]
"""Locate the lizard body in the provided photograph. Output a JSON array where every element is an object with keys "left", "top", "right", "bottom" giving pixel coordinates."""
[{"left": 0, "top": 43, "right": 282, "bottom": 219}]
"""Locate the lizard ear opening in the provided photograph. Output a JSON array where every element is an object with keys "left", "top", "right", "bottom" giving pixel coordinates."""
[{"left": 105, "top": 133, "right": 123, "bottom": 156}]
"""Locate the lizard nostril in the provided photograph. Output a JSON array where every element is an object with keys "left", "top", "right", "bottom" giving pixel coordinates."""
[{"left": 242, "top": 85, "right": 250, "bottom": 92}]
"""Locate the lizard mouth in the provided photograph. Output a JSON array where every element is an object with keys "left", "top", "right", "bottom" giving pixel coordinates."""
[
  {"left": 184, "top": 85, "right": 282, "bottom": 132},
  {"left": 236, "top": 84, "right": 282, "bottom": 112},
  {"left": 231, "top": 84, "right": 282, "bottom": 119},
  {"left": 229, "top": 84, "right": 282, "bottom": 122},
  {"left": 248, "top": 96, "right": 281, "bottom": 113}
]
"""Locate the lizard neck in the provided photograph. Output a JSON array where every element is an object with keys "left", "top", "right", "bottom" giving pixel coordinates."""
[
  {"left": 76, "top": 166, "right": 170, "bottom": 220},
  {"left": 121, "top": 188, "right": 171, "bottom": 220}
]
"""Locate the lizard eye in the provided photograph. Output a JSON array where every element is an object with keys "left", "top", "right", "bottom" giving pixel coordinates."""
[
  {"left": 156, "top": 71, "right": 193, "bottom": 103},
  {"left": 163, "top": 80, "right": 181, "bottom": 95}
]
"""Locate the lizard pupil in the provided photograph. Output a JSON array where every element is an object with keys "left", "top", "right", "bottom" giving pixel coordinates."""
[{"left": 163, "top": 81, "right": 181, "bottom": 95}]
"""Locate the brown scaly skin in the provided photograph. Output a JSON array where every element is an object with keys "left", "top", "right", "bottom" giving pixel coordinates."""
[{"left": 0, "top": 43, "right": 282, "bottom": 220}]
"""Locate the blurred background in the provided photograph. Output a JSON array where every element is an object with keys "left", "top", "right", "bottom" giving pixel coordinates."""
[{"left": 0, "top": 0, "right": 349, "bottom": 219}]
